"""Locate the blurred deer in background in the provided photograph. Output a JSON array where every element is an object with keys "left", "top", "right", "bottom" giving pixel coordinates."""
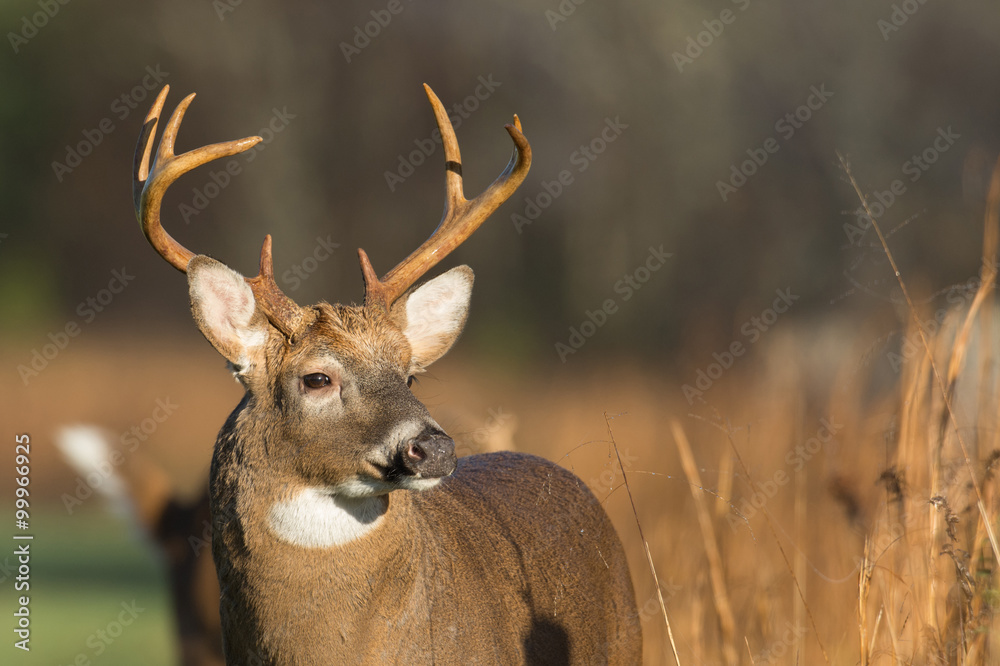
[
  {"left": 132, "top": 84, "right": 641, "bottom": 664},
  {"left": 56, "top": 427, "right": 223, "bottom": 665}
]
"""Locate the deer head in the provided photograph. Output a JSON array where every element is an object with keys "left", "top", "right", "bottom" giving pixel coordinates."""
[{"left": 133, "top": 85, "right": 530, "bottom": 502}]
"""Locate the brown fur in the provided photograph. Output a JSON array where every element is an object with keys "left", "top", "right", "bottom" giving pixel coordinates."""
[
  {"left": 186, "top": 260, "right": 641, "bottom": 664},
  {"left": 213, "top": 450, "right": 639, "bottom": 664}
]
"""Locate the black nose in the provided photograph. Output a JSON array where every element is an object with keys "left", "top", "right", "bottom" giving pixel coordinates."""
[{"left": 402, "top": 431, "right": 456, "bottom": 478}]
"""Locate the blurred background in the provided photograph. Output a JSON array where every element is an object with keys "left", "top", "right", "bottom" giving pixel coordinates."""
[{"left": 3, "top": 1, "right": 1000, "bottom": 664}]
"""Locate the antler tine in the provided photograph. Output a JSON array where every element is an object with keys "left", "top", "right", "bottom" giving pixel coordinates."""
[
  {"left": 133, "top": 85, "right": 263, "bottom": 273},
  {"left": 246, "top": 234, "right": 308, "bottom": 339},
  {"left": 132, "top": 86, "right": 168, "bottom": 213},
  {"left": 134, "top": 87, "right": 308, "bottom": 339},
  {"left": 359, "top": 84, "right": 532, "bottom": 311}
]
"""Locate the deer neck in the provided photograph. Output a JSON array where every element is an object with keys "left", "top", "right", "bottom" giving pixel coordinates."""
[{"left": 210, "top": 422, "right": 428, "bottom": 655}]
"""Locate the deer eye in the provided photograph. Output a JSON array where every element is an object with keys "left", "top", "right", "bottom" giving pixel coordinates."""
[
  {"left": 303, "top": 373, "right": 332, "bottom": 389},
  {"left": 407, "top": 375, "right": 417, "bottom": 388}
]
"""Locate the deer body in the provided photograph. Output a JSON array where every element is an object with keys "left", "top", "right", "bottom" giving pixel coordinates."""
[
  {"left": 214, "top": 447, "right": 638, "bottom": 664},
  {"left": 133, "top": 85, "right": 641, "bottom": 665}
]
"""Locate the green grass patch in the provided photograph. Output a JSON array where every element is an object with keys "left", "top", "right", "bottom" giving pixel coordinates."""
[{"left": 3, "top": 510, "right": 178, "bottom": 666}]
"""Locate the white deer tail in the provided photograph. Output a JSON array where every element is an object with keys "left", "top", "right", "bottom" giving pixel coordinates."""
[{"left": 55, "top": 425, "right": 133, "bottom": 520}]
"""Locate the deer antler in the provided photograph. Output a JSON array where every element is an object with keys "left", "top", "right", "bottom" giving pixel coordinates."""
[
  {"left": 134, "top": 86, "right": 308, "bottom": 339},
  {"left": 358, "top": 84, "right": 532, "bottom": 311}
]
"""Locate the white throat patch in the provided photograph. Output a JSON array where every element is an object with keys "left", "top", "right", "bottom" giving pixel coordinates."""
[{"left": 268, "top": 487, "right": 387, "bottom": 548}]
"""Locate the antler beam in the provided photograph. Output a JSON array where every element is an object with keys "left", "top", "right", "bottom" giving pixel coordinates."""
[
  {"left": 133, "top": 86, "right": 261, "bottom": 272},
  {"left": 359, "top": 84, "right": 532, "bottom": 311},
  {"left": 134, "top": 86, "right": 307, "bottom": 339}
]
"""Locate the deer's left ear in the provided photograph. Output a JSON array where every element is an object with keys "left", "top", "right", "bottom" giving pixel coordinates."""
[{"left": 390, "top": 265, "right": 473, "bottom": 370}]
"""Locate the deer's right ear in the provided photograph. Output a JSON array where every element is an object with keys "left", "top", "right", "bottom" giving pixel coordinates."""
[{"left": 188, "top": 256, "right": 270, "bottom": 370}]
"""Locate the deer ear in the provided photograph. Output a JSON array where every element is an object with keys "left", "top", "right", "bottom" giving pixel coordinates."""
[
  {"left": 188, "top": 256, "right": 270, "bottom": 371},
  {"left": 391, "top": 265, "right": 473, "bottom": 370}
]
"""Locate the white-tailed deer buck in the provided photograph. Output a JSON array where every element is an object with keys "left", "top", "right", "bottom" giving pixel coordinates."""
[{"left": 133, "top": 85, "right": 641, "bottom": 664}]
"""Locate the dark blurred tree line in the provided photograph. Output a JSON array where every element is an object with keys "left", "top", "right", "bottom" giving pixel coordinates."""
[{"left": 2, "top": 0, "right": 999, "bottom": 369}]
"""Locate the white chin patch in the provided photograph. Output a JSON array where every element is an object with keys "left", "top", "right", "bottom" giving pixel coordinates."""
[
  {"left": 333, "top": 475, "right": 444, "bottom": 498},
  {"left": 268, "top": 487, "right": 387, "bottom": 548},
  {"left": 396, "top": 477, "right": 444, "bottom": 492}
]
